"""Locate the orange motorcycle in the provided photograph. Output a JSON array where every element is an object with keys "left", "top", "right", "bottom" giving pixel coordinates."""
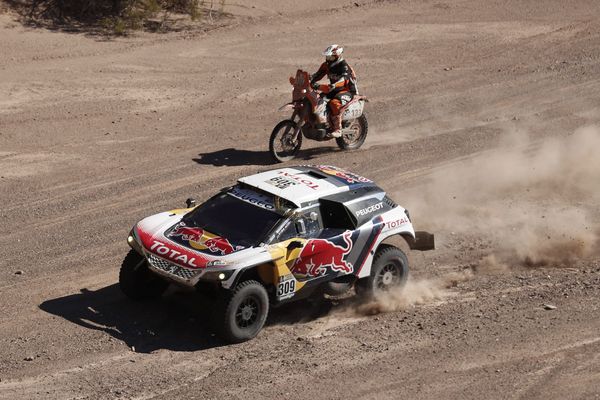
[{"left": 269, "top": 69, "right": 368, "bottom": 163}]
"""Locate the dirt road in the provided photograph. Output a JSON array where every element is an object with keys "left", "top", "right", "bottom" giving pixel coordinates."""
[{"left": 1, "top": 1, "right": 599, "bottom": 398}]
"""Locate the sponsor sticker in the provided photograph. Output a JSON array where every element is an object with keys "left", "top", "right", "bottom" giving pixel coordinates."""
[
  {"left": 265, "top": 171, "right": 319, "bottom": 190},
  {"left": 385, "top": 218, "right": 409, "bottom": 229},
  {"left": 266, "top": 175, "right": 298, "bottom": 189},
  {"left": 228, "top": 187, "right": 275, "bottom": 210},
  {"left": 149, "top": 240, "right": 199, "bottom": 268},
  {"left": 355, "top": 202, "right": 384, "bottom": 217},
  {"left": 291, "top": 231, "right": 354, "bottom": 277},
  {"left": 277, "top": 274, "right": 297, "bottom": 300},
  {"left": 314, "top": 165, "right": 372, "bottom": 184}
]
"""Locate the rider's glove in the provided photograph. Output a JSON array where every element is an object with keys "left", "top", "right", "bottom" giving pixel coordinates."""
[{"left": 311, "top": 82, "right": 320, "bottom": 90}]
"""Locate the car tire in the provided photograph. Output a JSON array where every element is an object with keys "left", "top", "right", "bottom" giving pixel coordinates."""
[
  {"left": 356, "top": 244, "right": 409, "bottom": 299},
  {"left": 119, "top": 249, "right": 169, "bottom": 300},
  {"left": 219, "top": 280, "right": 269, "bottom": 343}
]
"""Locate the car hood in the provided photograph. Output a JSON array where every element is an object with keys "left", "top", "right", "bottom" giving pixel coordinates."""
[{"left": 134, "top": 211, "right": 265, "bottom": 269}]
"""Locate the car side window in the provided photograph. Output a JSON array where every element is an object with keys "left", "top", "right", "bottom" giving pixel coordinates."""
[
  {"left": 299, "top": 210, "right": 322, "bottom": 237},
  {"left": 276, "top": 210, "right": 322, "bottom": 242},
  {"left": 276, "top": 219, "right": 299, "bottom": 242},
  {"left": 320, "top": 200, "right": 355, "bottom": 230}
]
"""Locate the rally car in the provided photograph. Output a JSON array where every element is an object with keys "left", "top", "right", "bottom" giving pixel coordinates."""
[{"left": 121, "top": 165, "right": 434, "bottom": 343}]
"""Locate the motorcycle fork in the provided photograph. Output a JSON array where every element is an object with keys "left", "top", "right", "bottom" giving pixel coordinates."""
[{"left": 290, "top": 110, "right": 304, "bottom": 140}]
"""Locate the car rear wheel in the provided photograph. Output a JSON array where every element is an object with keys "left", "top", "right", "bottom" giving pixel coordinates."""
[
  {"left": 119, "top": 249, "right": 169, "bottom": 300},
  {"left": 219, "top": 280, "right": 269, "bottom": 343},
  {"left": 356, "top": 244, "right": 408, "bottom": 298}
]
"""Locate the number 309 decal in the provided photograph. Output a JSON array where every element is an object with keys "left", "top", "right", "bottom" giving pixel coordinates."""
[{"left": 277, "top": 279, "right": 296, "bottom": 299}]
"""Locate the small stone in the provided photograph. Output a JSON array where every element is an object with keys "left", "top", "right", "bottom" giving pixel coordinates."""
[
  {"left": 444, "top": 67, "right": 451, "bottom": 71},
  {"left": 131, "top": 346, "right": 136, "bottom": 352},
  {"left": 14, "top": 270, "right": 24, "bottom": 275},
  {"left": 543, "top": 304, "right": 557, "bottom": 310},
  {"left": 24, "top": 356, "right": 34, "bottom": 361}
]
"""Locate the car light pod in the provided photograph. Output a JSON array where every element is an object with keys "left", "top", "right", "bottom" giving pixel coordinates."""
[
  {"left": 127, "top": 228, "right": 143, "bottom": 254},
  {"left": 201, "top": 269, "right": 234, "bottom": 281}
]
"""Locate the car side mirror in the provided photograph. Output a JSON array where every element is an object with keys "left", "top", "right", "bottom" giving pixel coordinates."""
[
  {"left": 295, "top": 218, "right": 307, "bottom": 236},
  {"left": 185, "top": 198, "right": 196, "bottom": 208}
]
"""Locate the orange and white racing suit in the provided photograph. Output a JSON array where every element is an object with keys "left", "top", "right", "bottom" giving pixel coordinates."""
[{"left": 310, "top": 58, "right": 357, "bottom": 132}]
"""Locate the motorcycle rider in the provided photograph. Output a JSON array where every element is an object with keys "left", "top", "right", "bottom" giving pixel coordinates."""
[{"left": 310, "top": 44, "right": 358, "bottom": 138}]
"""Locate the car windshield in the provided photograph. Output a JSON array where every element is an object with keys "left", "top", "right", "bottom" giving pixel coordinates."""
[{"left": 181, "top": 192, "right": 282, "bottom": 247}]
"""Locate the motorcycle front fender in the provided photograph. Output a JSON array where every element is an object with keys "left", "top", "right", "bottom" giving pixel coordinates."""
[{"left": 278, "top": 102, "right": 294, "bottom": 112}]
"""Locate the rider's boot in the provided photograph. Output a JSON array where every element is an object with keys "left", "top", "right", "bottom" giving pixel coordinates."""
[{"left": 330, "top": 114, "right": 342, "bottom": 138}]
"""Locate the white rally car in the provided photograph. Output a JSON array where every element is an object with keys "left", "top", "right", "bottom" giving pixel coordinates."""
[{"left": 121, "top": 165, "right": 434, "bottom": 342}]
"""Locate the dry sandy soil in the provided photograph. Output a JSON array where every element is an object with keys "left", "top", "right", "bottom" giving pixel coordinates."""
[{"left": 1, "top": 0, "right": 600, "bottom": 399}]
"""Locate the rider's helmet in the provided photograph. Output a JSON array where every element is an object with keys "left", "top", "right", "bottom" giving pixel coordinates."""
[{"left": 323, "top": 44, "right": 343, "bottom": 63}]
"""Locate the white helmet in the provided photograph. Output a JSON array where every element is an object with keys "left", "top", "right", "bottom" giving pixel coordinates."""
[{"left": 322, "top": 44, "right": 343, "bottom": 62}]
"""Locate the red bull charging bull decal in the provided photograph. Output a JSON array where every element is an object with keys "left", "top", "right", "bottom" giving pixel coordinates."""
[
  {"left": 169, "top": 224, "right": 205, "bottom": 242},
  {"left": 291, "top": 231, "right": 354, "bottom": 277},
  {"left": 168, "top": 223, "right": 243, "bottom": 256}
]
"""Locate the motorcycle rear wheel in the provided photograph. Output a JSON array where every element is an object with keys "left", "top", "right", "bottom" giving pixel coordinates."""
[
  {"left": 269, "top": 120, "right": 302, "bottom": 163},
  {"left": 336, "top": 113, "right": 368, "bottom": 150}
]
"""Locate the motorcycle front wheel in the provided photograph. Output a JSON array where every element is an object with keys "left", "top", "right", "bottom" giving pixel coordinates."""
[
  {"left": 269, "top": 120, "right": 302, "bottom": 163},
  {"left": 336, "top": 113, "right": 368, "bottom": 150}
]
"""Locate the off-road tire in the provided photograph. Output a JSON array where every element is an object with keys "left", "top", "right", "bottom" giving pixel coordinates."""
[
  {"left": 219, "top": 280, "right": 269, "bottom": 343},
  {"left": 355, "top": 244, "right": 409, "bottom": 298},
  {"left": 336, "top": 113, "right": 368, "bottom": 150},
  {"left": 269, "top": 120, "right": 302, "bottom": 163},
  {"left": 119, "top": 249, "right": 169, "bottom": 300}
]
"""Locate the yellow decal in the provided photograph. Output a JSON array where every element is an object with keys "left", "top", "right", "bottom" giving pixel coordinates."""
[{"left": 265, "top": 239, "right": 307, "bottom": 292}]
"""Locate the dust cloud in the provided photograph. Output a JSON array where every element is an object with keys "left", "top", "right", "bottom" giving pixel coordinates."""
[
  {"left": 404, "top": 126, "right": 600, "bottom": 268},
  {"left": 354, "top": 270, "right": 474, "bottom": 316},
  {"left": 354, "top": 127, "right": 600, "bottom": 316}
]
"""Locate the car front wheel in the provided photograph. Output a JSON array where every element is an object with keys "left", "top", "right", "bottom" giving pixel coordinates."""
[
  {"left": 119, "top": 249, "right": 169, "bottom": 300},
  {"left": 219, "top": 280, "right": 269, "bottom": 343}
]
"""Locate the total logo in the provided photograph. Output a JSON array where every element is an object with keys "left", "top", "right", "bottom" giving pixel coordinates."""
[
  {"left": 355, "top": 202, "right": 384, "bottom": 217},
  {"left": 149, "top": 240, "right": 199, "bottom": 268},
  {"left": 276, "top": 171, "right": 319, "bottom": 190},
  {"left": 385, "top": 218, "right": 409, "bottom": 229}
]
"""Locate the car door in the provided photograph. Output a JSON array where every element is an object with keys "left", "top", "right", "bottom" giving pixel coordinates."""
[{"left": 286, "top": 208, "right": 356, "bottom": 281}]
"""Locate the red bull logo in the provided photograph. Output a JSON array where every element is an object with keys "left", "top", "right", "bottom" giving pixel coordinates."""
[
  {"left": 169, "top": 225, "right": 205, "bottom": 243},
  {"left": 168, "top": 223, "right": 242, "bottom": 256},
  {"left": 204, "top": 237, "right": 237, "bottom": 256},
  {"left": 292, "top": 231, "right": 354, "bottom": 277}
]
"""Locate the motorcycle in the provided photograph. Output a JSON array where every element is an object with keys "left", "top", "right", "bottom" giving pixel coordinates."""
[{"left": 269, "top": 69, "right": 368, "bottom": 163}]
